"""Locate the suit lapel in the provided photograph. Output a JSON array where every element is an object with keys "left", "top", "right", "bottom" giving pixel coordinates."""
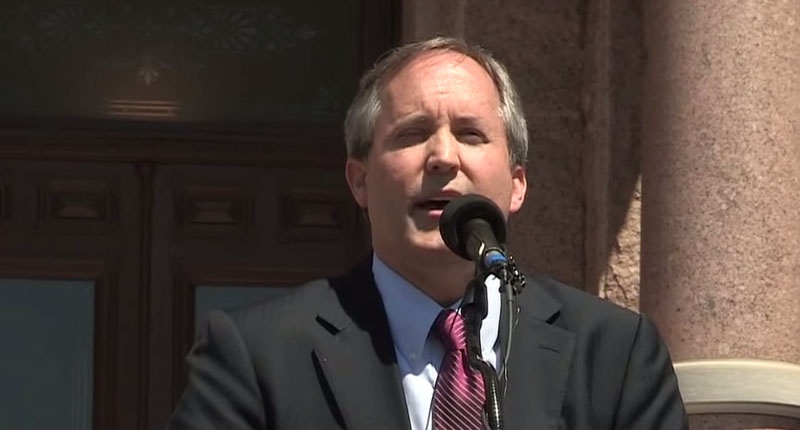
[
  {"left": 503, "top": 280, "right": 576, "bottom": 430},
  {"left": 313, "top": 259, "right": 412, "bottom": 430},
  {"left": 310, "top": 262, "right": 576, "bottom": 430}
]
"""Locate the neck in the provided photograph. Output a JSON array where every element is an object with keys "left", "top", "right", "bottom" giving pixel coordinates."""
[{"left": 376, "top": 250, "right": 474, "bottom": 306}]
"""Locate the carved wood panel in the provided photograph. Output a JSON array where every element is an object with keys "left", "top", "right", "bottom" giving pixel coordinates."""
[
  {"left": 42, "top": 178, "right": 116, "bottom": 221},
  {"left": 174, "top": 186, "right": 256, "bottom": 237},
  {"left": 278, "top": 185, "right": 357, "bottom": 242},
  {"left": 33, "top": 177, "right": 122, "bottom": 239}
]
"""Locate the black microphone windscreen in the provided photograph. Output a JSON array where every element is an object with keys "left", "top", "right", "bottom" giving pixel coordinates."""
[{"left": 439, "top": 194, "right": 507, "bottom": 260}]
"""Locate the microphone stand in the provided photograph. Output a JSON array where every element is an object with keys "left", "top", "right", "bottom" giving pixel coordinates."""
[{"left": 461, "top": 256, "right": 525, "bottom": 430}]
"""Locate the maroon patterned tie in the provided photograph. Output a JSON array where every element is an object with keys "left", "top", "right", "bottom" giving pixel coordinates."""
[{"left": 431, "top": 309, "right": 486, "bottom": 430}]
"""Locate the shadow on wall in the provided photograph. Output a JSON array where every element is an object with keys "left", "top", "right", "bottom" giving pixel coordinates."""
[{"left": 464, "top": 0, "right": 645, "bottom": 306}]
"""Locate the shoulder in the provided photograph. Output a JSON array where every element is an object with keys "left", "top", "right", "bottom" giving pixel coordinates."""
[
  {"left": 522, "top": 275, "right": 644, "bottom": 341},
  {"left": 220, "top": 278, "right": 335, "bottom": 336},
  {"left": 190, "top": 277, "right": 338, "bottom": 359}
]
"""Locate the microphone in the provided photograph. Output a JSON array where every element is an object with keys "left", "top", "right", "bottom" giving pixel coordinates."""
[
  {"left": 439, "top": 194, "right": 508, "bottom": 271},
  {"left": 439, "top": 194, "right": 509, "bottom": 430}
]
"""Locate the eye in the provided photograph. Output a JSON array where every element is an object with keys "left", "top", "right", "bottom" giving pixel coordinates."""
[
  {"left": 397, "top": 128, "right": 426, "bottom": 137},
  {"left": 394, "top": 128, "right": 431, "bottom": 145},
  {"left": 457, "top": 128, "right": 487, "bottom": 144}
]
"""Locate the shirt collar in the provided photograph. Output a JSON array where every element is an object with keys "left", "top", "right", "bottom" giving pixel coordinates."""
[
  {"left": 373, "top": 254, "right": 442, "bottom": 364},
  {"left": 372, "top": 253, "right": 501, "bottom": 364}
]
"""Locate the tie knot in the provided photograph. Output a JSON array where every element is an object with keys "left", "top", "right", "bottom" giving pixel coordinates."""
[{"left": 432, "top": 309, "right": 467, "bottom": 352}]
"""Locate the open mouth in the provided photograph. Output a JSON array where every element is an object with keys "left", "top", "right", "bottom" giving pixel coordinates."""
[{"left": 414, "top": 199, "right": 451, "bottom": 212}]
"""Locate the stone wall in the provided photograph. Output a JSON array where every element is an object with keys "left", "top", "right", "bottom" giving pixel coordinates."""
[
  {"left": 402, "top": 1, "right": 800, "bottom": 427},
  {"left": 402, "top": 0, "right": 644, "bottom": 308}
]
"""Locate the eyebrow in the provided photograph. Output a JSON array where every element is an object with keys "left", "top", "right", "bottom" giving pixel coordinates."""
[
  {"left": 451, "top": 116, "right": 488, "bottom": 128},
  {"left": 391, "top": 114, "right": 489, "bottom": 130},
  {"left": 390, "top": 114, "right": 434, "bottom": 131}
]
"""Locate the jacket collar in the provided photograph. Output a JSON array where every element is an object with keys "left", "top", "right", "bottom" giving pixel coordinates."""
[
  {"left": 502, "top": 278, "right": 576, "bottom": 429},
  {"left": 313, "top": 257, "right": 412, "bottom": 430}
]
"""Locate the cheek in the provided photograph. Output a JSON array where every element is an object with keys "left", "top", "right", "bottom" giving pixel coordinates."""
[
  {"left": 463, "top": 153, "right": 517, "bottom": 205},
  {"left": 465, "top": 155, "right": 512, "bottom": 185},
  {"left": 463, "top": 145, "right": 508, "bottom": 167},
  {"left": 377, "top": 154, "right": 418, "bottom": 190},
  {"left": 365, "top": 162, "right": 406, "bottom": 208}
]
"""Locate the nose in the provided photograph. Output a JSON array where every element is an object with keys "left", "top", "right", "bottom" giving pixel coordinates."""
[{"left": 425, "top": 130, "right": 460, "bottom": 174}]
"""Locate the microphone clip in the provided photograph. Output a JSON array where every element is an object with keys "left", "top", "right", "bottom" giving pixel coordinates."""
[
  {"left": 505, "top": 254, "right": 526, "bottom": 296},
  {"left": 481, "top": 253, "right": 526, "bottom": 297}
]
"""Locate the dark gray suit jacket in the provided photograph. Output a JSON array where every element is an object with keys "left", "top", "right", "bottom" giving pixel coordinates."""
[{"left": 168, "top": 259, "right": 688, "bottom": 429}]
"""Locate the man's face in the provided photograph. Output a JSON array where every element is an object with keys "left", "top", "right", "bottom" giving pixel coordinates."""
[{"left": 346, "top": 50, "right": 527, "bottom": 268}]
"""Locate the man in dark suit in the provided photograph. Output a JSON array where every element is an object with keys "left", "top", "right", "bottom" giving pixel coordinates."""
[{"left": 168, "top": 37, "right": 688, "bottom": 429}]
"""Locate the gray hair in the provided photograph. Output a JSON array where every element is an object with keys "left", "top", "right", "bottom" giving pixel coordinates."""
[{"left": 343, "top": 36, "right": 529, "bottom": 166}]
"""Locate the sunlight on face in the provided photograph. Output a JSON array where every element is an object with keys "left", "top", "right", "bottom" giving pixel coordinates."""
[{"left": 346, "top": 50, "right": 527, "bottom": 274}]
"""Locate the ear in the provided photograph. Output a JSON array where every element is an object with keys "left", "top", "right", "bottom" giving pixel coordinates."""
[
  {"left": 508, "top": 164, "right": 527, "bottom": 214},
  {"left": 345, "top": 158, "right": 368, "bottom": 208}
]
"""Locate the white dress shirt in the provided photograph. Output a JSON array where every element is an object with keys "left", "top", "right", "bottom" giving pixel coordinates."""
[{"left": 372, "top": 254, "right": 501, "bottom": 430}]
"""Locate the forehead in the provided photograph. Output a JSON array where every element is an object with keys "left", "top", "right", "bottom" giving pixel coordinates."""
[{"left": 380, "top": 50, "right": 501, "bottom": 107}]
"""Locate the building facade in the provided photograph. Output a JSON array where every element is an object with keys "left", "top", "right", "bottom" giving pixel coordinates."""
[{"left": 0, "top": 1, "right": 798, "bottom": 429}]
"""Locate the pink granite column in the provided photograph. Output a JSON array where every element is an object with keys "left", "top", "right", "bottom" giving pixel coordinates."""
[{"left": 641, "top": 1, "right": 800, "bottom": 428}]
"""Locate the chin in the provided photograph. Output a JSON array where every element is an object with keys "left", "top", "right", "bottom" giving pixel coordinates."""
[
  {"left": 409, "top": 233, "right": 448, "bottom": 252},
  {"left": 413, "top": 240, "right": 466, "bottom": 263}
]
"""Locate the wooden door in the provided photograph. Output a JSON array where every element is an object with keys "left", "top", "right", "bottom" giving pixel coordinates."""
[
  {"left": 0, "top": 159, "right": 145, "bottom": 430},
  {"left": 146, "top": 152, "right": 371, "bottom": 425},
  {"left": 0, "top": 1, "right": 397, "bottom": 428}
]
